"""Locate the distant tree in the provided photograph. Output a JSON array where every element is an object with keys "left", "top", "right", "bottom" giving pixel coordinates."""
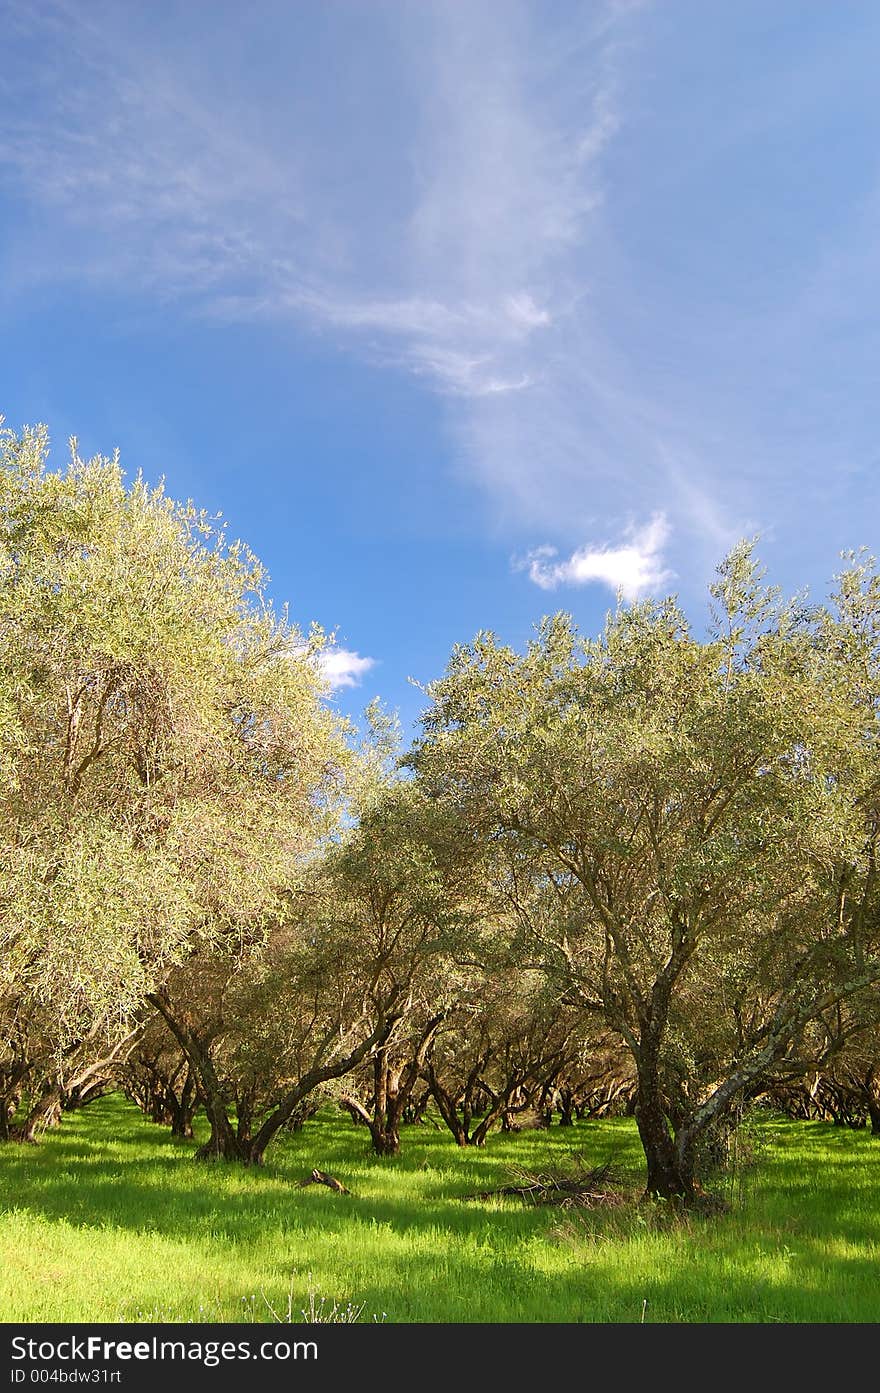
[
  {"left": 425, "top": 972, "right": 580, "bottom": 1146},
  {"left": 325, "top": 783, "right": 483, "bottom": 1156},
  {"left": 120, "top": 1010, "right": 201, "bottom": 1138},
  {"left": 765, "top": 992, "right": 880, "bottom": 1133}
]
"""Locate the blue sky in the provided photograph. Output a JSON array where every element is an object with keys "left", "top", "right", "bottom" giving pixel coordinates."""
[{"left": 1, "top": 0, "right": 878, "bottom": 739}]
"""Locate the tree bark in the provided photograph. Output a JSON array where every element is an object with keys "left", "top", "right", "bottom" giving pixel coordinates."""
[
  {"left": 146, "top": 992, "right": 247, "bottom": 1161},
  {"left": 373, "top": 1015, "right": 446, "bottom": 1156},
  {"left": 168, "top": 1069, "right": 198, "bottom": 1139},
  {"left": 13, "top": 1085, "right": 62, "bottom": 1143},
  {"left": 557, "top": 1088, "right": 575, "bottom": 1126},
  {"left": 865, "top": 1066, "right": 880, "bottom": 1136},
  {"left": 426, "top": 1066, "right": 468, "bottom": 1146},
  {"left": 633, "top": 1060, "right": 693, "bottom": 1199},
  {"left": 0, "top": 1064, "right": 28, "bottom": 1142},
  {"left": 627, "top": 922, "right": 699, "bottom": 1199}
]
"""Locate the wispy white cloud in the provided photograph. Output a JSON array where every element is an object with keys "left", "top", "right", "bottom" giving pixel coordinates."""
[
  {"left": 6, "top": 0, "right": 872, "bottom": 590},
  {"left": 295, "top": 289, "right": 548, "bottom": 396},
  {"left": 317, "top": 648, "right": 376, "bottom": 692},
  {"left": 0, "top": 0, "right": 628, "bottom": 416},
  {"left": 522, "top": 513, "right": 673, "bottom": 599}
]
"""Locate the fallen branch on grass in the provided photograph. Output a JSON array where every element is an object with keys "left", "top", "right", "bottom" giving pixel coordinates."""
[
  {"left": 461, "top": 1156, "right": 623, "bottom": 1209},
  {"left": 297, "top": 1169, "right": 352, "bottom": 1195}
]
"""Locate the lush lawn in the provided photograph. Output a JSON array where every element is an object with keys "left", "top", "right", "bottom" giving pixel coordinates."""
[{"left": 1, "top": 1095, "right": 880, "bottom": 1323}]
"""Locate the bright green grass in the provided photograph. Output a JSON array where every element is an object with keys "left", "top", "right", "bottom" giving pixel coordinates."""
[{"left": 2, "top": 1095, "right": 880, "bottom": 1323}]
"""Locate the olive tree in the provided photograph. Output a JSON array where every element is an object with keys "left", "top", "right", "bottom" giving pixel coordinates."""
[
  {"left": 410, "top": 546, "right": 880, "bottom": 1200},
  {"left": 0, "top": 423, "right": 343, "bottom": 1138}
]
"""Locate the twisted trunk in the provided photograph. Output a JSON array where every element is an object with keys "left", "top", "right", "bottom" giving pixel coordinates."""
[
  {"left": 146, "top": 992, "right": 246, "bottom": 1160},
  {"left": 245, "top": 1005, "right": 406, "bottom": 1166},
  {"left": 340, "top": 1014, "right": 446, "bottom": 1157},
  {"left": 426, "top": 1065, "right": 468, "bottom": 1146}
]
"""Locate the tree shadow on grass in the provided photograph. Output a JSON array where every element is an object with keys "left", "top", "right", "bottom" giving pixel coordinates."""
[{"left": 4, "top": 1099, "right": 880, "bottom": 1322}]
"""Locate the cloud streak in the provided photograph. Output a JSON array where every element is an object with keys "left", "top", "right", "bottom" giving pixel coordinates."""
[
  {"left": 0, "top": 0, "right": 630, "bottom": 440},
  {"left": 2, "top": 0, "right": 875, "bottom": 593}
]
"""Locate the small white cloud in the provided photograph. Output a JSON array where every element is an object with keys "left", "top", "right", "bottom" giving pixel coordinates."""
[
  {"left": 317, "top": 647, "right": 376, "bottom": 691},
  {"left": 504, "top": 293, "right": 551, "bottom": 330},
  {"left": 522, "top": 513, "right": 673, "bottom": 599}
]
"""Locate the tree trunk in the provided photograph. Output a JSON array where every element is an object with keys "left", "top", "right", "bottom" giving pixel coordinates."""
[
  {"left": 0, "top": 1067, "right": 27, "bottom": 1142},
  {"left": 471, "top": 1083, "right": 514, "bottom": 1147},
  {"left": 625, "top": 925, "right": 699, "bottom": 1200},
  {"left": 635, "top": 1088, "right": 692, "bottom": 1199},
  {"left": 146, "top": 992, "right": 245, "bottom": 1161},
  {"left": 195, "top": 1099, "right": 248, "bottom": 1161},
  {"left": 338, "top": 1091, "right": 401, "bottom": 1154},
  {"left": 403, "top": 1087, "right": 431, "bottom": 1124},
  {"left": 864, "top": 1066, "right": 880, "bottom": 1137},
  {"left": 426, "top": 1066, "right": 468, "bottom": 1146},
  {"left": 243, "top": 1002, "right": 407, "bottom": 1166},
  {"left": 61, "top": 1079, "right": 109, "bottom": 1111},
  {"left": 168, "top": 1070, "right": 197, "bottom": 1139},
  {"left": 371, "top": 1126, "right": 401, "bottom": 1155},
  {"left": 557, "top": 1088, "right": 575, "bottom": 1126},
  {"left": 361, "top": 1016, "right": 445, "bottom": 1158},
  {"left": 340, "top": 1097, "right": 369, "bottom": 1126},
  {"left": 14, "top": 1086, "right": 63, "bottom": 1143},
  {"left": 633, "top": 1027, "right": 694, "bottom": 1200}
]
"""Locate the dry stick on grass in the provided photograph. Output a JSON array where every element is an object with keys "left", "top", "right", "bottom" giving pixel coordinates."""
[
  {"left": 462, "top": 1156, "right": 624, "bottom": 1209},
  {"left": 297, "top": 1168, "right": 353, "bottom": 1195}
]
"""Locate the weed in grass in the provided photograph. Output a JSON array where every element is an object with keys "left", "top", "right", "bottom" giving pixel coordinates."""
[
  {"left": 296, "top": 1277, "right": 387, "bottom": 1325},
  {"left": 244, "top": 1276, "right": 388, "bottom": 1324}
]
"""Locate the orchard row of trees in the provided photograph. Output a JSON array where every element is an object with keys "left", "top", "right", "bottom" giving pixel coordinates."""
[{"left": 2, "top": 424, "right": 879, "bottom": 1201}]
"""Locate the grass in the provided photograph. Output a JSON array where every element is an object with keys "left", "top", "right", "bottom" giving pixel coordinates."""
[{"left": 1, "top": 1095, "right": 880, "bottom": 1322}]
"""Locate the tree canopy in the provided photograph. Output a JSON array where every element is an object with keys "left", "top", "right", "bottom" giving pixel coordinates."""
[
  {"left": 409, "top": 545, "right": 880, "bottom": 1195},
  {"left": 0, "top": 424, "right": 345, "bottom": 1137}
]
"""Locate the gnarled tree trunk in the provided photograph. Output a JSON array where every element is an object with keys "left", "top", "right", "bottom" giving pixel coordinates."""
[{"left": 341, "top": 1014, "right": 446, "bottom": 1157}]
